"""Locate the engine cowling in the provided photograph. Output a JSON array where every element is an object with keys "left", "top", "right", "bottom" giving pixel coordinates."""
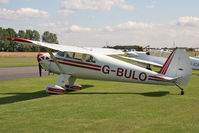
[{"left": 46, "top": 84, "right": 66, "bottom": 94}]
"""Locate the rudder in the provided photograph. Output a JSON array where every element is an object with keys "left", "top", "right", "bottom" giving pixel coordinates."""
[{"left": 159, "top": 49, "right": 192, "bottom": 86}]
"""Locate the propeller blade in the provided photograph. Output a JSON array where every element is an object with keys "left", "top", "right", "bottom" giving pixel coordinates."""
[{"left": 39, "top": 63, "right": 42, "bottom": 77}]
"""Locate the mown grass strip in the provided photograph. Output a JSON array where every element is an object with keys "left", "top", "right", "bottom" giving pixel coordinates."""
[{"left": 0, "top": 70, "right": 199, "bottom": 133}]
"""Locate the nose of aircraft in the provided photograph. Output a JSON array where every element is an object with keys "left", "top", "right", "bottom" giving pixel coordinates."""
[
  {"left": 37, "top": 53, "right": 51, "bottom": 62},
  {"left": 37, "top": 53, "right": 44, "bottom": 62}
]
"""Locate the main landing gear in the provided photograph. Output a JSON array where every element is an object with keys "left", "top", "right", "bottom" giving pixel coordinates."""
[
  {"left": 46, "top": 74, "right": 82, "bottom": 94},
  {"left": 146, "top": 64, "right": 152, "bottom": 71},
  {"left": 175, "top": 83, "right": 184, "bottom": 95}
]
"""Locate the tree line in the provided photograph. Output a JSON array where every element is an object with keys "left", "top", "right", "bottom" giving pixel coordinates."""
[{"left": 0, "top": 27, "right": 59, "bottom": 52}]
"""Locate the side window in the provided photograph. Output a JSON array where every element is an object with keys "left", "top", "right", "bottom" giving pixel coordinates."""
[
  {"left": 73, "top": 53, "right": 82, "bottom": 61},
  {"left": 57, "top": 51, "right": 65, "bottom": 57},
  {"left": 86, "top": 55, "right": 96, "bottom": 63},
  {"left": 65, "top": 52, "right": 71, "bottom": 58}
]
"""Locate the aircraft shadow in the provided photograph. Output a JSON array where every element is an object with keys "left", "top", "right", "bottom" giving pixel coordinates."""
[
  {"left": 0, "top": 90, "right": 49, "bottom": 105},
  {"left": 0, "top": 85, "right": 94, "bottom": 105},
  {"left": 0, "top": 86, "right": 170, "bottom": 105},
  {"left": 66, "top": 91, "right": 170, "bottom": 97},
  {"left": 191, "top": 72, "right": 199, "bottom": 76}
]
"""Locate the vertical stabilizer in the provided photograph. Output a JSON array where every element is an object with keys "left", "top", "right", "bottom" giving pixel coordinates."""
[{"left": 159, "top": 49, "right": 192, "bottom": 86}]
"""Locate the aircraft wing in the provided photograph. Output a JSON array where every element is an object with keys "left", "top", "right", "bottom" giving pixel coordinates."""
[
  {"left": 7, "top": 37, "right": 123, "bottom": 55},
  {"left": 120, "top": 56, "right": 163, "bottom": 67},
  {"left": 86, "top": 47, "right": 124, "bottom": 55}
]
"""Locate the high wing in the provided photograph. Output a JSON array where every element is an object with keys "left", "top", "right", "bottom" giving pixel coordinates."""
[
  {"left": 7, "top": 37, "right": 124, "bottom": 55},
  {"left": 86, "top": 47, "right": 123, "bottom": 55},
  {"left": 120, "top": 56, "right": 164, "bottom": 67}
]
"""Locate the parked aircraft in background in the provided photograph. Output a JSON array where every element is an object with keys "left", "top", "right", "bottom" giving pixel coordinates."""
[
  {"left": 8, "top": 37, "right": 192, "bottom": 95},
  {"left": 195, "top": 56, "right": 199, "bottom": 59},
  {"left": 123, "top": 50, "right": 199, "bottom": 70}
]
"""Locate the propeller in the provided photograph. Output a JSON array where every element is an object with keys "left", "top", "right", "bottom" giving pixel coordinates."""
[{"left": 38, "top": 62, "right": 42, "bottom": 77}]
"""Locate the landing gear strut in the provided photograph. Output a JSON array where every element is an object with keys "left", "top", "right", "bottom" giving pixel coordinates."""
[
  {"left": 175, "top": 84, "right": 184, "bottom": 95},
  {"left": 146, "top": 64, "right": 152, "bottom": 71}
]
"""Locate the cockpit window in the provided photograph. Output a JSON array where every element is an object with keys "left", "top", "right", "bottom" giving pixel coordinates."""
[
  {"left": 57, "top": 51, "right": 96, "bottom": 63},
  {"left": 57, "top": 51, "right": 65, "bottom": 57}
]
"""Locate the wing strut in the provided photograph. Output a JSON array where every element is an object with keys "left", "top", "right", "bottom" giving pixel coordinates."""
[{"left": 47, "top": 49, "right": 64, "bottom": 74}]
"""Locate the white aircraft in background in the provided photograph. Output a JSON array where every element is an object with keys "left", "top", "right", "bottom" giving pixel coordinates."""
[
  {"left": 8, "top": 37, "right": 192, "bottom": 95},
  {"left": 123, "top": 50, "right": 199, "bottom": 70}
]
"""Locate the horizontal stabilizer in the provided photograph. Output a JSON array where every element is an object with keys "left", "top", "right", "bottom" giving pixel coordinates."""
[{"left": 120, "top": 56, "right": 163, "bottom": 67}]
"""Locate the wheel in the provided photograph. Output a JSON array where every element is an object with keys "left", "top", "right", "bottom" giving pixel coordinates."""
[{"left": 181, "top": 90, "right": 184, "bottom": 95}]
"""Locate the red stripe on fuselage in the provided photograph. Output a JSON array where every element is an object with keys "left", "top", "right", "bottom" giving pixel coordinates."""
[
  {"left": 148, "top": 78, "right": 163, "bottom": 81},
  {"left": 56, "top": 57, "right": 101, "bottom": 68},
  {"left": 50, "top": 60, "right": 101, "bottom": 71}
]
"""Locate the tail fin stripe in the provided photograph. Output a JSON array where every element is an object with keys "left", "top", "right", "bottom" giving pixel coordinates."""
[
  {"left": 159, "top": 50, "right": 175, "bottom": 74},
  {"left": 162, "top": 53, "right": 175, "bottom": 74}
]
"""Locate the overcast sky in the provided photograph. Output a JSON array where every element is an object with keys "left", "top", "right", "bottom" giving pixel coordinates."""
[{"left": 0, "top": 0, "right": 199, "bottom": 48}]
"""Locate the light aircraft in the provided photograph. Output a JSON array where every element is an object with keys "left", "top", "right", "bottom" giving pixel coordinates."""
[
  {"left": 123, "top": 50, "right": 199, "bottom": 70},
  {"left": 8, "top": 37, "right": 192, "bottom": 95},
  {"left": 195, "top": 56, "right": 199, "bottom": 59}
]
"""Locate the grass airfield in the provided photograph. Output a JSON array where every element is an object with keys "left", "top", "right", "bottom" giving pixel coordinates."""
[
  {"left": 0, "top": 52, "right": 199, "bottom": 133},
  {"left": 0, "top": 70, "right": 199, "bottom": 133}
]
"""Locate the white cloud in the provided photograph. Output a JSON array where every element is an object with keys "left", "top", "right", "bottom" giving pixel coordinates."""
[
  {"left": 105, "top": 26, "right": 114, "bottom": 32},
  {"left": 119, "top": 4, "right": 135, "bottom": 11},
  {"left": 59, "top": 16, "right": 199, "bottom": 48},
  {"left": 69, "top": 25, "right": 92, "bottom": 32},
  {"left": 57, "top": 9, "right": 74, "bottom": 17},
  {"left": 15, "top": 16, "right": 199, "bottom": 48},
  {"left": 58, "top": 0, "right": 135, "bottom": 16},
  {"left": 0, "top": 8, "right": 50, "bottom": 21},
  {"left": 0, "top": 0, "right": 9, "bottom": 4},
  {"left": 104, "top": 21, "right": 153, "bottom": 32},
  {"left": 61, "top": 0, "right": 114, "bottom": 11},
  {"left": 177, "top": 16, "right": 199, "bottom": 27},
  {"left": 117, "top": 21, "right": 153, "bottom": 30}
]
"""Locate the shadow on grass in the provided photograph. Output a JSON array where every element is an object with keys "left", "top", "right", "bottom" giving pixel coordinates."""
[
  {"left": 0, "top": 90, "right": 49, "bottom": 105},
  {"left": 0, "top": 85, "right": 170, "bottom": 105},
  {"left": 0, "top": 84, "right": 94, "bottom": 105},
  {"left": 66, "top": 91, "right": 170, "bottom": 97},
  {"left": 191, "top": 72, "right": 199, "bottom": 76}
]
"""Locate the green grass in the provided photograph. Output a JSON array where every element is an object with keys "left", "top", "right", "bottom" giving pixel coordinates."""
[
  {"left": 0, "top": 58, "right": 38, "bottom": 68},
  {"left": 0, "top": 70, "right": 199, "bottom": 133}
]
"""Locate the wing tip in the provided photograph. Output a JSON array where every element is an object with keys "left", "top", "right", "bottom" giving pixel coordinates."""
[{"left": 7, "top": 37, "right": 33, "bottom": 44}]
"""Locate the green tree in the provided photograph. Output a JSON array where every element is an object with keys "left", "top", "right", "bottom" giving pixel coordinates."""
[
  {"left": 23, "top": 29, "right": 41, "bottom": 52},
  {"left": 6, "top": 28, "right": 17, "bottom": 51},
  {"left": 17, "top": 30, "right": 26, "bottom": 51},
  {"left": 0, "top": 27, "right": 3, "bottom": 51},
  {"left": 41, "top": 31, "right": 59, "bottom": 52},
  {"left": 25, "top": 29, "right": 32, "bottom": 40},
  {"left": 32, "top": 30, "right": 40, "bottom": 41},
  {"left": 18, "top": 30, "right": 25, "bottom": 38},
  {"left": 31, "top": 30, "right": 40, "bottom": 52},
  {"left": 42, "top": 31, "right": 59, "bottom": 44},
  {"left": 2, "top": 29, "right": 10, "bottom": 51}
]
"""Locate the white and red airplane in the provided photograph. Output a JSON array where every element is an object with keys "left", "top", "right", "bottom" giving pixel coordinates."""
[
  {"left": 8, "top": 37, "right": 192, "bottom": 95},
  {"left": 123, "top": 50, "right": 199, "bottom": 70}
]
